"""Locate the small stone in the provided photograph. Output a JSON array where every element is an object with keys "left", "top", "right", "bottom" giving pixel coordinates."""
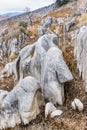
[
  {"left": 45, "top": 102, "right": 57, "bottom": 118},
  {"left": 51, "top": 110, "right": 63, "bottom": 118},
  {"left": 71, "top": 98, "right": 84, "bottom": 111}
]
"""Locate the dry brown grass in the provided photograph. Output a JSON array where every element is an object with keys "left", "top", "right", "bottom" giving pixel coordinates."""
[
  {"left": 2, "top": 22, "right": 27, "bottom": 41},
  {"left": 27, "top": 24, "right": 39, "bottom": 40},
  {"left": 50, "top": 23, "right": 58, "bottom": 32},
  {"left": 9, "top": 53, "right": 18, "bottom": 60},
  {"left": 49, "top": 7, "right": 74, "bottom": 18},
  {"left": 77, "top": 13, "right": 87, "bottom": 24},
  {"left": 50, "top": 23, "right": 64, "bottom": 35}
]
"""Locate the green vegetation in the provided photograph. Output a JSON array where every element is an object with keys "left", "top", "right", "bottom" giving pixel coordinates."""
[
  {"left": 56, "top": 0, "right": 69, "bottom": 7},
  {"left": 18, "top": 21, "right": 27, "bottom": 27}
]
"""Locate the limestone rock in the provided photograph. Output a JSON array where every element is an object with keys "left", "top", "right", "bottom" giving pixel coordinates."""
[
  {"left": 9, "top": 53, "right": 18, "bottom": 60},
  {"left": 0, "top": 90, "right": 9, "bottom": 109},
  {"left": 71, "top": 98, "right": 84, "bottom": 111},
  {"left": 78, "top": 0, "right": 87, "bottom": 14},
  {"left": 16, "top": 34, "right": 59, "bottom": 80},
  {"left": 74, "top": 25, "right": 87, "bottom": 92},
  {"left": 45, "top": 102, "right": 57, "bottom": 118},
  {"left": 0, "top": 76, "right": 43, "bottom": 129},
  {"left": 64, "top": 17, "right": 76, "bottom": 32},
  {"left": 42, "top": 47, "right": 73, "bottom": 105},
  {"left": 1, "top": 59, "right": 18, "bottom": 81},
  {"left": 51, "top": 110, "right": 63, "bottom": 118}
]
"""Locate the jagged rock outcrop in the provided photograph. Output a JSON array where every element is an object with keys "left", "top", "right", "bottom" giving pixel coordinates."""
[
  {"left": 16, "top": 34, "right": 59, "bottom": 81},
  {"left": 64, "top": 17, "right": 76, "bottom": 32},
  {"left": 74, "top": 25, "right": 87, "bottom": 92},
  {"left": 38, "top": 17, "right": 60, "bottom": 37},
  {"left": 1, "top": 59, "right": 18, "bottom": 81},
  {"left": 0, "top": 33, "right": 73, "bottom": 129},
  {"left": 16, "top": 44, "right": 35, "bottom": 80},
  {"left": 0, "top": 76, "right": 43, "bottom": 129},
  {"left": 42, "top": 47, "right": 73, "bottom": 105},
  {"left": 0, "top": 90, "right": 9, "bottom": 109},
  {"left": 38, "top": 16, "right": 76, "bottom": 37},
  {"left": 0, "top": 31, "right": 30, "bottom": 61},
  {"left": 30, "top": 34, "right": 59, "bottom": 82},
  {"left": 78, "top": 0, "right": 87, "bottom": 14}
]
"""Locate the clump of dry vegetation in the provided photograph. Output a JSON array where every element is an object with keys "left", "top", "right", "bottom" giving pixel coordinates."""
[
  {"left": 27, "top": 24, "right": 39, "bottom": 40},
  {"left": 77, "top": 13, "right": 87, "bottom": 24}
]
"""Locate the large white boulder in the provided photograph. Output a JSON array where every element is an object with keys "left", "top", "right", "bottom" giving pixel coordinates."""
[
  {"left": 74, "top": 25, "right": 87, "bottom": 92},
  {"left": 42, "top": 47, "right": 73, "bottom": 105},
  {"left": 0, "top": 76, "right": 44, "bottom": 129}
]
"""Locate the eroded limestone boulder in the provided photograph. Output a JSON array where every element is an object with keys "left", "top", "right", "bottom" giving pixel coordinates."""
[
  {"left": 9, "top": 38, "right": 20, "bottom": 56},
  {"left": 64, "top": 17, "right": 76, "bottom": 32},
  {"left": 1, "top": 59, "right": 18, "bottom": 81},
  {"left": 16, "top": 44, "right": 35, "bottom": 80},
  {"left": 74, "top": 25, "right": 87, "bottom": 92},
  {"left": 42, "top": 47, "right": 73, "bottom": 105},
  {"left": 71, "top": 98, "right": 84, "bottom": 111},
  {"left": 30, "top": 34, "right": 59, "bottom": 82},
  {"left": 45, "top": 102, "right": 63, "bottom": 118},
  {"left": 0, "top": 90, "right": 9, "bottom": 110},
  {"left": 45, "top": 102, "right": 57, "bottom": 118},
  {"left": 51, "top": 110, "right": 63, "bottom": 118},
  {"left": 78, "top": 0, "right": 87, "bottom": 14},
  {"left": 40, "top": 17, "right": 53, "bottom": 28},
  {"left": 16, "top": 34, "right": 59, "bottom": 81},
  {"left": 0, "top": 76, "right": 43, "bottom": 129}
]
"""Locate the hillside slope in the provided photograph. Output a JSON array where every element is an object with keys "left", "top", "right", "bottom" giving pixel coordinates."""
[{"left": 0, "top": 0, "right": 87, "bottom": 129}]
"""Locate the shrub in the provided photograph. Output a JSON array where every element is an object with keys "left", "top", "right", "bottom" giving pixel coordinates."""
[
  {"left": 56, "top": 0, "right": 69, "bottom": 7},
  {"left": 18, "top": 21, "right": 27, "bottom": 27}
]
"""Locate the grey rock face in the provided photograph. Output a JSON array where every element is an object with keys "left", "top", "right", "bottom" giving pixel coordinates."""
[
  {"left": 40, "top": 17, "right": 58, "bottom": 28},
  {"left": 16, "top": 34, "right": 59, "bottom": 81},
  {"left": 57, "top": 18, "right": 64, "bottom": 25},
  {"left": 0, "top": 31, "right": 30, "bottom": 60},
  {"left": 0, "top": 33, "right": 74, "bottom": 129},
  {"left": 1, "top": 28, "right": 9, "bottom": 36},
  {"left": 78, "top": 0, "right": 87, "bottom": 14},
  {"left": 64, "top": 17, "right": 76, "bottom": 32},
  {"left": 0, "top": 90, "right": 9, "bottom": 110},
  {"left": 0, "top": 76, "right": 43, "bottom": 129},
  {"left": 30, "top": 34, "right": 59, "bottom": 82},
  {"left": 40, "top": 17, "right": 53, "bottom": 28},
  {"left": 38, "top": 26, "right": 47, "bottom": 37},
  {"left": 9, "top": 38, "right": 20, "bottom": 55},
  {"left": 38, "top": 17, "right": 60, "bottom": 37},
  {"left": 1, "top": 43, "right": 35, "bottom": 81},
  {"left": 16, "top": 44, "right": 35, "bottom": 80},
  {"left": 0, "top": 38, "right": 20, "bottom": 59},
  {"left": 42, "top": 47, "right": 73, "bottom": 105},
  {"left": 19, "top": 57, "right": 31, "bottom": 80},
  {"left": 19, "top": 44, "right": 35, "bottom": 60},
  {"left": 1, "top": 59, "right": 18, "bottom": 81},
  {"left": 74, "top": 25, "right": 87, "bottom": 92}
]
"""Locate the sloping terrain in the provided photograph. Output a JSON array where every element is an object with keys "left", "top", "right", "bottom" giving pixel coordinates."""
[{"left": 0, "top": 0, "right": 87, "bottom": 129}]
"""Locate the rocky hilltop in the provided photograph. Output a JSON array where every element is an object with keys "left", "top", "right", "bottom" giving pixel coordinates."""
[{"left": 0, "top": 0, "right": 87, "bottom": 129}]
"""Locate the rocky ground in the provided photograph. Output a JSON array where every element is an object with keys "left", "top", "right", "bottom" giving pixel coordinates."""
[{"left": 1, "top": 0, "right": 87, "bottom": 129}]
